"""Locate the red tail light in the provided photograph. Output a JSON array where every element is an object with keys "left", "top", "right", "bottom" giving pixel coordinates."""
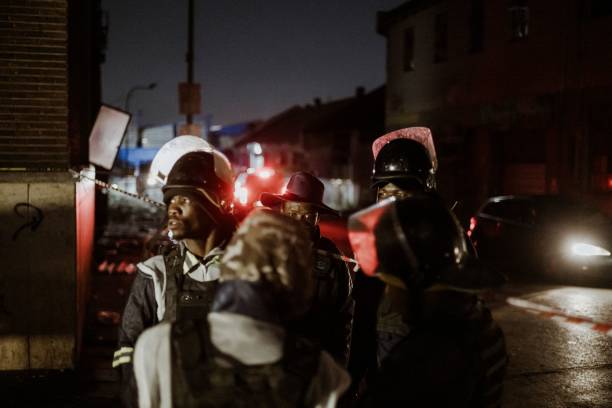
[{"left": 467, "top": 216, "right": 477, "bottom": 237}]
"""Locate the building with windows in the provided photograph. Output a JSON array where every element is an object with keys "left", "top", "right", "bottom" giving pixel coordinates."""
[
  {"left": 232, "top": 87, "right": 385, "bottom": 210},
  {"left": 378, "top": 0, "right": 612, "bottom": 218}
]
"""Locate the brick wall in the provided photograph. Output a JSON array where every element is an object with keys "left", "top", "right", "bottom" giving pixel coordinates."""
[{"left": 0, "top": 0, "right": 69, "bottom": 170}]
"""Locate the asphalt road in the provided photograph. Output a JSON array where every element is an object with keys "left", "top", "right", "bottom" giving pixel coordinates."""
[{"left": 492, "top": 284, "right": 612, "bottom": 408}]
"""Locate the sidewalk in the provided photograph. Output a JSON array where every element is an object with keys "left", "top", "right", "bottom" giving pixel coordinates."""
[{"left": 0, "top": 368, "right": 119, "bottom": 407}]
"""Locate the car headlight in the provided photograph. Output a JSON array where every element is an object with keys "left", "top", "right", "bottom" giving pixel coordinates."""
[{"left": 569, "top": 242, "right": 611, "bottom": 257}]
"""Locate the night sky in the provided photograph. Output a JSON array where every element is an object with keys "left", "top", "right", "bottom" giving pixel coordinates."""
[{"left": 101, "top": 0, "right": 404, "bottom": 128}]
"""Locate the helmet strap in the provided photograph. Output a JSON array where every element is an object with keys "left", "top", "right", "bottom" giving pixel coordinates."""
[{"left": 425, "top": 170, "right": 437, "bottom": 192}]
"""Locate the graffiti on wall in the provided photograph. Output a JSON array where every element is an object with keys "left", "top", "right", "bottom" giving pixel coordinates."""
[{"left": 11, "top": 203, "right": 44, "bottom": 241}]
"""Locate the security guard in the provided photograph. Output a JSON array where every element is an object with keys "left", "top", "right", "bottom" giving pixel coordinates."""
[
  {"left": 349, "top": 194, "right": 507, "bottom": 407},
  {"left": 348, "top": 127, "right": 439, "bottom": 396},
  {"left": 371, "top": 127, "right": 438, "bottom": 200},
  {"left": 261, "top": 172, "right": 354, "bottom": 367},
  {"left": 114, "top": 149, "right": 236, "bottom": 407}
]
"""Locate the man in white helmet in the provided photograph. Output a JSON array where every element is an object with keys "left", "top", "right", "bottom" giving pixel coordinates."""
[{"left": 114, "top": 148, "right": 236, "bottom": 407}]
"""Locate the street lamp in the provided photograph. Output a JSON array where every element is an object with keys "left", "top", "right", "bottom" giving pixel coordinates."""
[
  {"left": 123, "top": 82, "right": 157, "bottom": 149},
  {"left": 124, "top": 82, "right": 157, "bottom": 112}
]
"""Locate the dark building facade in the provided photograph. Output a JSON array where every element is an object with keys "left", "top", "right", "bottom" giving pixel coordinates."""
[
  {"left": 0, "top": 0, "right": 103, "bottom": 370},
  {"left": 378, "top": 0, "right": 612, "bottom": 218}
]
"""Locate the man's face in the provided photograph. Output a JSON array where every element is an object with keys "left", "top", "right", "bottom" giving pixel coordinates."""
[
  {"left": 280, "top": 201, "right": 320, "bottom": 228},
  {"left": 167, "top": 194, "right": 213, "bottom": 240},
  {"left": 376, "top": 182, "right": 416, "bottom": 202}
]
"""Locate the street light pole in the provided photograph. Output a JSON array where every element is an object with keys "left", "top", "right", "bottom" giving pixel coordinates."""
[
  {"left": 124, "top": 82, "right": 157, "bottom": 113},
  {"left": 123, "top": 82, "right": 157, "bottom": 148}
]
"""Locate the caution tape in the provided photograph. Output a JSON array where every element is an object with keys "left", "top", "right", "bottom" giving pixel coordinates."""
[
  {"left": 71, "top": 169, "right": 360, "bottom": 270},
  {"left": 69, "top": 169, "right": 166, "bottom": 208},
  {"left": 315, "top": 249, "right": 360, "bottom": 273},
  {"left": 315, "top": 249, "right": 358, "bottom": 265},
  {"left": 507, "top": 297, "right": 612, "bottom": 338}
]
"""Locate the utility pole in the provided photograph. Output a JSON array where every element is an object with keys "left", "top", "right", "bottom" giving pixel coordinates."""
[
  {"left": 178, "top": 0, "right": 201, "bottom": 136},
  {"left": 186, "top": 0, "right": 194, "bottom": 125}
]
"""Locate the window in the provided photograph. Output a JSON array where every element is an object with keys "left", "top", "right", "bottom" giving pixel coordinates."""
[
  {"left": 508, "top": 1, "right": 529, "bottom": 40},
  {"left": 591, "top": 1, "right": 612, "bottom": 18},
  {"left": 483, "top": 200, "right": 534, "bottom": 225},
  {"left": 403, "top": 27, "right": 415, "bottom": 71},
  {"left": 481, "top": 202, "right": 503, "bottom": 218},
  {"left": 434, "top": 12, "right": 448, "bottom": 63},
  {"left": 469, "top": 0, "right": 484, "bottom": 53}
]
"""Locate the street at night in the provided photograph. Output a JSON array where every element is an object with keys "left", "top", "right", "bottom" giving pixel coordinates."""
[
  {"left": 2, "top": 0, "right": 612, "bottom": 407},
  {"left": 493, "top": 285, "right": 612, "bottom": 407}
]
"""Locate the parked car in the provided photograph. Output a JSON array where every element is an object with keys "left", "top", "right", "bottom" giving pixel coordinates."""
[{"left": 469, "top": 195, "right": 612, "bottom": 285}]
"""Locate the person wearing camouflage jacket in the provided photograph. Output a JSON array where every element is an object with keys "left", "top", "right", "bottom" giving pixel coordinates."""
[{"left": 134, "top": 209, "right": 350, "bottom": 408}]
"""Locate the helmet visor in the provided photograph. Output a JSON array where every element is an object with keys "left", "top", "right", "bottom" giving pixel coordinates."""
[{"left": 347, "top": 198, "right": 397, "bottom": 276}]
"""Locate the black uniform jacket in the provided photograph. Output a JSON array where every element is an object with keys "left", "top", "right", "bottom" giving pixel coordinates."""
[
  {"left": 363, "top": 290, "right": 508, "bottom": 407},
  {"left": 293, "top": 234, "right": 355, "bottom": 367}
]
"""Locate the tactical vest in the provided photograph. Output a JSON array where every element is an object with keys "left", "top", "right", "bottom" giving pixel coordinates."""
[
  {"left": 170, "top": 318, "right": 320, "bottom": 408},
  {"left": 163, "top": 247, "right": 219, "bottom": 322}
]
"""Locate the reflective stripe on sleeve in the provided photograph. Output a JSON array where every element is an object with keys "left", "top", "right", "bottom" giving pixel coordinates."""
[
  {"left": 112, "top": 355, "right": 132, "bottom": 368},
  {"left": 112, "top": 346, "right": 134, "bottom": 368}
]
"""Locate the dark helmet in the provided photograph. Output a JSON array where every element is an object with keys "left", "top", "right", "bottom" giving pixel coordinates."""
[
  {"left": 162, "top": 150, "right": 234, "bottom": 221},
  {"left": 348, "top": 193, "right": 504, "bottom": 290},
  {"left": 372, "top": 139, "right": 436, "bottom": 191}
]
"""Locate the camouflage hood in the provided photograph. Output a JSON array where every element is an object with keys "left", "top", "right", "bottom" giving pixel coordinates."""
[{"left": 212, "top": 209, "right": 315, "bottom": 323}]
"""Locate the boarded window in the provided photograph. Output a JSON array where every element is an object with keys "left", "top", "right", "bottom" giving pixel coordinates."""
[
  {"left": 403, "top": 27, "right": 415, "bottom": 71},
  {"left": 508, "top": 0, "right": 529, "bottom": 40},
  {"left": 434, "top": 12, "right": 449, "bottom": 63}
]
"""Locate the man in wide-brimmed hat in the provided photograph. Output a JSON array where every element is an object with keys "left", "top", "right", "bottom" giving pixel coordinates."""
[{"left": 260, "top": 171, "right": 354, "bottom": 367}]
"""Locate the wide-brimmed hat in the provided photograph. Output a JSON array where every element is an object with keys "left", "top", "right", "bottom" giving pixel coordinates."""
[{"left": 260, "top": 172, "right": 338, "bottom": 216}]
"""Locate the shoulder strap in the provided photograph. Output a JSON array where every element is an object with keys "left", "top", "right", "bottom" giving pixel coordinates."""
[{"left": 163, "top": 246, "right": 185, "bottom": 322}]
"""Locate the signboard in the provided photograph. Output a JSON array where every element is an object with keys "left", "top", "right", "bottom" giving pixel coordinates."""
[
  {"left": 178, "top": 123, "right": 202, "bottom": 137},
  {"left": 178, "top": 82, "right": 201, "bottom": 115},
  {"left": 88, "top": 105, "right": 131, "bottom": 170}
]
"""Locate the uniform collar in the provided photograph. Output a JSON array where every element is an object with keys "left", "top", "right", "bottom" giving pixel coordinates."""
[
  {"left": 180, "top": 242, "right": 226, "bottom": 281},
  {"left": 179, "top": 242, "right": 225, "bottom": 273}
]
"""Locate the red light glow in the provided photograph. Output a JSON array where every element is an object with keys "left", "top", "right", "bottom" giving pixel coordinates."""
[
  {"left": 257, "top": 167, "right": 275, "bottom": 179},
  {"left": 467, "top": 217, "right": 477, "bottom": 237},
  {"left": 607, "top": 175, "right": 612, "bottom": 190}
]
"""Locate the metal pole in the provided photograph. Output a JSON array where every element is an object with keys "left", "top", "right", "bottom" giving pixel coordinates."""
[
  {"left": 123, "top": 83, "right": 157, "bottom": 147},
  {"left": 186, "top": 0, "right": 194, "bottom": 125}
]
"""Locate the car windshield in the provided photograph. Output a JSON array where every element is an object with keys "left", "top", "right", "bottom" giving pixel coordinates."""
[{"left": 537, "top": 199, "right": 610, "bottom": 226}]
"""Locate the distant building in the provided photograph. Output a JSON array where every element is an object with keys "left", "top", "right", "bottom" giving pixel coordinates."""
[
  {"left": 209, "top": 121, "right": 262, "bottom": 152},
  {"left": 232, "top": 87, "right": 385, "bottom": 210},
  {"left": 378, "top": 0, "right": 612, "bottom": 217}
]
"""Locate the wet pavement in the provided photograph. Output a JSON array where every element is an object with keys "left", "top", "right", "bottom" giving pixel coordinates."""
[{"left": 494, "top": 284, "right": 612, "bottom": 407}]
